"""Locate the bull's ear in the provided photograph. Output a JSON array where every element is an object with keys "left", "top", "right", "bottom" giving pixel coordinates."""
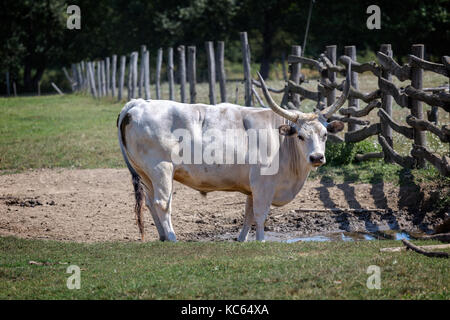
[
  {"left": 278, "top": 124, "right": 297, "bottom": 136},
  {"left": 326, "top": 121, "right": 345, "bottom": 133}
]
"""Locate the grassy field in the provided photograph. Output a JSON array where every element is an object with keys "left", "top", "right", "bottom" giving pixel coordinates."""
[{"left": 1, "top": 236, "right": 449, "bottom": 299}]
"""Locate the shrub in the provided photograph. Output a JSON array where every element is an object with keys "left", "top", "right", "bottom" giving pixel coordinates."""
[{"left": 325, "top": 139, "right": 381, "bottom": 166}]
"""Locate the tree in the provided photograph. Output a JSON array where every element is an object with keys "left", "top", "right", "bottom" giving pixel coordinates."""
[{"left": 0, "top": 0, "right": 66, "bottom": 92}]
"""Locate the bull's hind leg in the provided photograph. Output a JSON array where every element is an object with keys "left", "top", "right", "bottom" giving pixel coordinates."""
[
  {"left": 145, "top": 161, "right": 177, "bottom": 242},
  {"left": 143, "top": 184, "right": 166, "bottom": 241},
  {"left": 237, "top": 195, "right": 254, "bottom": 242}
]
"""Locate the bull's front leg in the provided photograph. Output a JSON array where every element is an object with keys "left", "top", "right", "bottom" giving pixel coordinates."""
[{"left": 251, "top": 185, "right": 275, "bottom": 242}]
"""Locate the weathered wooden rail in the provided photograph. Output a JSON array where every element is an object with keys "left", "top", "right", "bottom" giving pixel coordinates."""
[{"left": 271, "top": 43, "right": 449, "bottom": 176}]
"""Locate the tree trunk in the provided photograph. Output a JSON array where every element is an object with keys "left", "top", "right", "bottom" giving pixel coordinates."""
[{"left": 259, "top": 12, "right": 275, "bottom": 80}]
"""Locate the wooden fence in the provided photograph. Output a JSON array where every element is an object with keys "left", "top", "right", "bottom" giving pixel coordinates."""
[
  {"left": 63, "top": 34, "right": 449, "bottom": 177},
  {"left": 259, "top": 43, "right": 449, "bottom": 176}
]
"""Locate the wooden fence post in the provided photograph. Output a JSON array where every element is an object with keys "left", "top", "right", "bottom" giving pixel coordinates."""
[
  {"left": 118, "top": 55, "right": 126, "bottom": 101},
  {"left": 281, "top": 52, "right": 287, "bottom": 81},
  {"left": 345, "top": 45, "right": 360, "bottom": 131},
  {"left": 111, "top": 55, "right": 117, "bottom": 97},
  {"left": 76, "top": 63, "right": 84, "bottom": 92},
  {"left": 13, "top": 81, "right": 17, "bottom": 97},
  {"left": 156, "top": 48, "right": 163, "bottom": 99},
  {"left": 101, "top": 60, "right": 107, "bottom": 96},
  {"left": 168, "top": 47, "right": 175, "bottom": 100},
  {"left": 380, "top": 44, "right": 394, "bottom": 163},
  {"left": 132, "top": 51, "right": 138, "bottom": 99},
  {"left": 290, "top": 45, "right": 302, "bottom": 107},
  {"left": 217, "top": 41, "right": 227, "bottom": 103},
  {"left": 411, "top": 44, "right": 427, "bottom": 168},
  {"left": 127, "top": 54, "right": 132, "bottom": 100},
  {"left": 205, "top": 41, "right": 216, "bottom": 105},
  {"left": 144, "top": 50, "right": 150, "bottom": 99},
  {"left": 81, "top": 61, "right": 86, "bottom": 90},
  {"left": 139, "top": 45, "right": 146, "bottom": 97},
  {"left": 6, "top": 71, "right": 10, "bottom": 96},
  {"left": 88, "top": 62, "right": 97, "bottom": 98},
  {"left": 85, "top": 61, "right": 90, "bottom": 95},
  {"left": 240, "top": 32, "right": 252, "bottom": 106},
  {"left": 71, "top": 64, "right": 78, "bottom": 91},
  {"left": 106, "top": 57, "right": 110, "bottom": 96},
  {"left": 178, "top": 45, "right": 186, "bottom": 103},
  {"left": 62, "top": 67, "right": 74, "bottom": 92},
  {"left": 84, "top": 61, "right": 90, "bottom": 91},
  {"left": 326, "top": 45, "right": 337, "bottom": 106},
  {"left": 96, "top": 61, "right": 102, "bottom": 97},
  {"left": 187, "top": 46, "right": 196, "bottom": 104}
]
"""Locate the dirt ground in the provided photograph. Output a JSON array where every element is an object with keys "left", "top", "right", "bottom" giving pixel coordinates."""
[{"left": 0, "top": 168, "right": 447, "bottom": 242}]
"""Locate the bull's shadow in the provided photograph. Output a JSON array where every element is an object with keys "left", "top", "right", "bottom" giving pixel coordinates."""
[{"left": 315, "top": 169, "right": 398, "bottom": 233}]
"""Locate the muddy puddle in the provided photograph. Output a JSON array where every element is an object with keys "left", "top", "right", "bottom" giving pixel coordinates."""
[{"left": 217, "top": 229, "right": 428, "bottom": 243}]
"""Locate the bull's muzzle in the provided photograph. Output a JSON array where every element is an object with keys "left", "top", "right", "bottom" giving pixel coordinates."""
[{"left": 309, "top": 153, "right": 325, "bottom": 167}]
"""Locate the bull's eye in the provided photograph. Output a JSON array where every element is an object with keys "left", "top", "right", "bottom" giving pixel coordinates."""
[
  {"left": 323, "top": 133, "right": 327, "bottom": 140},
  {"left": 298, "top": 135, "right": 305, "bottom": 141}
]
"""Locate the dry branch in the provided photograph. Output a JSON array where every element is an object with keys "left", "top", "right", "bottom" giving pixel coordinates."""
[
  {"left": 438, "top": 91, "right": 450, "bottom": 103},
  {"left": 402, "top": 239, "right": 449, "bottom": 258},
  {"left": 406, "top": 115, "right": 450, "bottom": 143},
  {"left": 378, "top": 135, "right": 416, "bottom": 168},
  {"left": 319, "top": 54, "right": 345, "bottom": 72},
  {"left": 377, "top": 109, "right": 414, "bottom": 139},
  {"left": 287, "top": 80, "right": 319, "bottom": 101},
  {"left": 252, "top": 87, "right": 267, "bottom": 108},
  {"left": 377, "top": 52, "right": 411, "bottom": 81},
  {"left": 339, "top": 100, "right": 381, "bottom": 117},
  {"left": 345, "top": 123, "right": 380, "bottom": 143},
  {"left": 328, "top": 115, "right": 370, "bottom": 126},
  {"left": 338, "top": 55, "right": 380, "bottom": 76},
  {"left": 419, "top": 233, "right": 450, "bottom": 243},
  {"left": 378, "top": 77, "right": 410, "bottom": 108},
  {"left": 411, "top": 145, "right": 450, "bottom": 176},
  {"left": 327, "top": 134, "right": 344, "bottom": 144},
  {"left": 380, "top": 243, "right": 450, "bottom": 253},
  {"left": 409, "top": 54, "right": 449, "bottom": 77},
  {"left": 288, "top": 55, "right": 325, "bottom": 72},
  {"left": 252, "top": 79, "right": 285, "bottom": 94},
  {"left": 404, "top": 85, "right": 450, "bottom": 112},
  {"left": 355, "top": 152, "right": 384, "bottom": 162},
  {"left": 321, "top": 78, "right": 380, "bottom": 103}
]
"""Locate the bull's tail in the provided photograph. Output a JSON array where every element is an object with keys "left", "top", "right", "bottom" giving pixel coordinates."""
[{"left": 117, "top": 103, "right": 145, "bottom": 241}]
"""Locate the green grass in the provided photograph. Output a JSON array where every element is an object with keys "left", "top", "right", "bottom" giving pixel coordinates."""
[
  {"left": 0, "top": 93, "right": 125, "bottom": 172},
  {"left": 0, "top": 236, "right": 448, "bottom": 299}
]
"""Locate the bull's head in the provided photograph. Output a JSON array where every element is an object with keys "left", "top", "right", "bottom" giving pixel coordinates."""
[{"left": 257, "top": 64, "right": 350, "bottom": 168}]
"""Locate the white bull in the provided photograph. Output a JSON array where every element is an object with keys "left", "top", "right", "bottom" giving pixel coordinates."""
[{"left": 117, "top": 70, "right": 350, "bottom": 242}]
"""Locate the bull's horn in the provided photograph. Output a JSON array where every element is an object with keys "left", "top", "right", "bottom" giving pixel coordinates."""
[
  {"left": 257, "top": 72, "right": 299, "bottom": 123},
  {"left": 321, "top": 62, "right": 351, "bottom": 119}
]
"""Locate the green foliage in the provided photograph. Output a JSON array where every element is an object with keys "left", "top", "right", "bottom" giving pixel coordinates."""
[
  {"left": 1, "top": 0, "right": 449, "bottom": 93},
  {"left": 1, "top": 236, "right": 449, "bottom": 299},
  {"left": 325, "top": 139, "right": 381, "bottom": 166}
]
